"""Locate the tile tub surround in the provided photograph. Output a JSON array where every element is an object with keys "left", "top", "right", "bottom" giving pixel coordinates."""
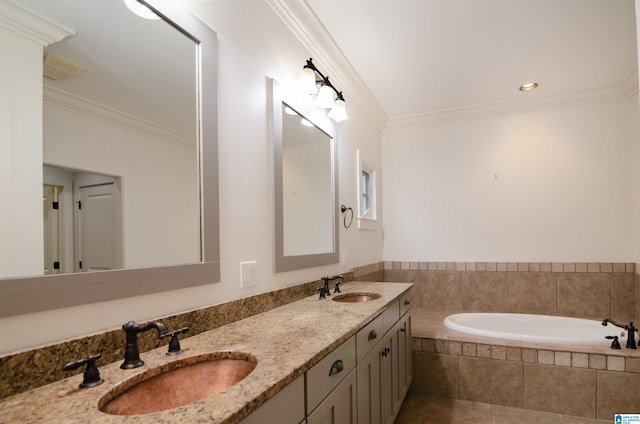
[
  {"left": 384, "top": 261, "right": 638, "bottom": 322},
  {"left": 411, "top": 309, "right": 640, "bottom": 420},
  {"left": 0, "top": 263, "right": 383, "bottom": 400},
  {"left": 0, "top": 281, "right": 412, "bottom": 423}
]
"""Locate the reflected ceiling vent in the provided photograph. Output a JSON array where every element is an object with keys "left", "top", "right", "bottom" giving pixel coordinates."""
[{"left": 43, "top": 53, "right": 85, "bottom": 81}]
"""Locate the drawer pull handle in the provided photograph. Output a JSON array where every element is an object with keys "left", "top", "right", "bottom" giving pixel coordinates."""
[
  {"left": 404, "top": 299, "right": 410, "bottom": 305},
  {"left": 381, "top": 347, "right": 390, "bottom": 357},
  {"left": 368, "top": 330, "right": 378, "bottom": 341},
  {"left": 329, "top": 360, "right": 344, "bottom": 376},
  {"left": 400, "top": 323, "right": 407, "bottom": 333}
]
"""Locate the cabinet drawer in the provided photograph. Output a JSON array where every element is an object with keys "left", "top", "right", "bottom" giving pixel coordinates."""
[
  {"left": 306, "top": 336, "right": 356, "bottom": 414},
  {"left": 356, "top": 312, "right": 385, "bottom": 362},
  {"left": 381, "top": 300, "right": 400, "bottom": 335},
  {"left": 400, "top": 291, "right": 411, "bottom": 316}
]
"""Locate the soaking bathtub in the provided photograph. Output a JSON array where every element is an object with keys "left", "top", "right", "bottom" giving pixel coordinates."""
[{"left": 443, "top": 313, "right": 628, "bottom": 346}]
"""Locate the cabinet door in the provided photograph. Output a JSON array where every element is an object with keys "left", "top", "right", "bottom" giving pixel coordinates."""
[
  {"left": 308, "top": 369, "right": 357, "bottom": 424},
  {"left": 240, "top": 375, "right": 305, "bottom": 424},
  {"left": 356, "top": 339, "right": 383, "bottom": 424},
  {"left": 381, "top": 330, "right": 396, "bottom": 424},
  {"left": 398, "top": 312, "right": 412, "bottom": 400}
]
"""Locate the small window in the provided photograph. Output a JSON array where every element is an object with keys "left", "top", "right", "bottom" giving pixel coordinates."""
[{"left": 361, "top": 169, "right": 371, "bottom": 218}]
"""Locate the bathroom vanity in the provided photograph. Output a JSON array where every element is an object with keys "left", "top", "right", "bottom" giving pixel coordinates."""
[{"left": 0, "top": 282, "right": 412, "bottom": 423}]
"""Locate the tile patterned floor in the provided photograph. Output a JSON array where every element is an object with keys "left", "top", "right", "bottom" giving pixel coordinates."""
[{"left": 395, "top": 389, "right": 612, "bottom": 424}]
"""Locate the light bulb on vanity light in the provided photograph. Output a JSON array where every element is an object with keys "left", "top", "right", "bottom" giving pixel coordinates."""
[
  {"left": 328, "top": 98, "right": 348, "bottom": 122},
  {"left": 297, "top": 67, "right": 318, "bottom": 95},
  {"left": 314, "top": 83, "right": 336, "bottom": 108}
]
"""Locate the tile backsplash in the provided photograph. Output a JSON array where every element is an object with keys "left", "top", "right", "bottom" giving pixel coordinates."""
[{"left": 384, "top": 261, "right": 638, "bottom": 323}]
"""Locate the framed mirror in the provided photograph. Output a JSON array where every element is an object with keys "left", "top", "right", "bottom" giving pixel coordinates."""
[
  {"left": 271, "top": 79, "right": 339, "bottom": 272},
  {"left": 0, "top": 0, "right": 219, "bottom": 317}
]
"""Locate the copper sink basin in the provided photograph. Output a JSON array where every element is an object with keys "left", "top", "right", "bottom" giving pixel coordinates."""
[
  {"left": 99, "top": 352, "right": 256, "bottom": 416},
  {"left": 333, "top": 292, "right": 381, "bottom": 303}
]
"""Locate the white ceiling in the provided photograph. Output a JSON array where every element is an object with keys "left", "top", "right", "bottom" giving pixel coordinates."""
[{"left": 305, "top": 0, "right": 638, "bottom": 120}]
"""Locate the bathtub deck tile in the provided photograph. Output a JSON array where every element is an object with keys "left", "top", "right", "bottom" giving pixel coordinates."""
[
  {"left": 572, "top": 352, "right": 589, "bottom": 368},
  {"left": 522, "top": 349, "right": 537, "bottom": 363},
  {"left": 555, "top": 351, "right": 572, "bottom": 366},
  {"left": 589, "top": 354, "right": 607, "bottom": 370},
  {"left": 538, "top": 350, "right": 555, "bottom": 365},
  {"left": 462, "top": 342, "right": 477, "bottom": 357},
  {"left": 606, "top": 355, "right": 625, "bottom": 371},
  {"left": 506, "top": 347, "right": 522, "bottom": 361}
]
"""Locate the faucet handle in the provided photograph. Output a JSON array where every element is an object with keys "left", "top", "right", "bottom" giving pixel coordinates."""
[
  {"left": 160, "top": 327, "right": 190, "bottom": 355},
  {"left": 62, "top": 354, "right": 104, "bottom": 388},
  {"left": 318, "top": 286, "right": 328, "bottom": 299},
  {"left": 334, "top": 281, "right": 342, "bottom": 293},
  {"left": 605, "top": 335, "right": 622, "bottom": 349}
]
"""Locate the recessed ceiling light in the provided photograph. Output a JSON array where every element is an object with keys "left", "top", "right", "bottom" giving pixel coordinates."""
[{"left": 519, "top": 82, "right": 539, "bottom": 92}]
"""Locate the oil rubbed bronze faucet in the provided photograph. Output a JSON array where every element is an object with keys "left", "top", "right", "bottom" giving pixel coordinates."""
[
  {"left": 319, "top": 275, "right": 347, "bottom": 298},
  {"left": 602, "top": 318, "right": 637, "bottom": 349},
  {"left": 121, "top": 320, "right": 168, "bottom": 369}
]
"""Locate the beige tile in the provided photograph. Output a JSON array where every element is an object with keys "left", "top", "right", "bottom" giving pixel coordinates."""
[
  {"left": 606, "top": 355, "right": 625, "bottom": 371},
  {"left": 538, "top": 350, "right": 554, "bottom": 365},
  {"left": 394, "top": 389, "right": 427, "bottom": 424},
  {"left": 412, "top": 352, "right": 459, "bottom": 398},
  {"left": 572, "top": 353, "right": 589, "bottom": 368},
  {"left": 462, "top": 272, "right": 507, "bottom": 312},
  {"left": 491, "top": 346, "right": 506, "bottom": 360},
  {"left": 491, "top": 404, "right": 563, "bottom": 424},
  {"left": 421, "top": 338, "right": 435, "bottom": 352},
  {"left": 420, "top": 271, "right": 463, "bottom": 311},
  {"left": 524, "top": 363, "right": 596, "bottom": 417},
  {"left": 476, "top": 262, "right": 486, "bottom": 272},
  {"left": 611, "top": 273, "right": 634, "bottom": 322},
  {"left": 627, "top": 357, "right": 640, "bottom": 373},
  {"left": 613, "top": 263, "right": 626, "bottom": 273},
  {"left": 422, "top": 396, "right": 491, "bottom": 424},
  {"left": 448, "top": 341, "right": 462, "bottom": 355},
  {"left": 576, "top": 263, "right": 588, "bottom": 273},
  {"left": 459, "top": 357, "right": 523, "bottom": 407},
  {"left": 557, "top": 273, "right": 610, "bottom": 319},
  {"left": 506, "top": 347, "right": 522, "bottom": 362},
  {"left": 600, "top": 263, "right": 613, "bottom": 273},
  {"left": 596, "top": 370, "right": 640, "bottom": 419},
  {"left": 477, "top": 344, "right": 491, "bottom": 358},
  {"left": 507, "top": 272, "right": 557, "bottom": 315},
  {"left": 589, "top": 354, "right": 606, "bottom": 370},
  {"left": 462, "top": 343, "right": 476, "bottom": 357},
  {"left": 555, "top": 351, "right": 571, "bottom": 367},
  {"left": 522, "top": 349, "right": 537, "bottom": 363}
]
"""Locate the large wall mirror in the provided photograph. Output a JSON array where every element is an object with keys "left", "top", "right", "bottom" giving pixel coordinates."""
[
  {"left": 271, "top": 79, "right": 339, "bottom": 272},
  {"left": 0, "top": 0, "right": 220, "bottom": 317}
]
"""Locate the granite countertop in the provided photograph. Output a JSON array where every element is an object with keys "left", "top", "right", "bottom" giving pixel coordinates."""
[{"left": 0, "top": 282, "right": 412, "bottom": 423}]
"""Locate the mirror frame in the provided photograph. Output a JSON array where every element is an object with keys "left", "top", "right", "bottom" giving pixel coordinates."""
[
  {"left": 270, "top": 78, "right": 339, "bottom": 272},
  {"left": 0, "top": 0, "right": 220, "bottom": 317}
]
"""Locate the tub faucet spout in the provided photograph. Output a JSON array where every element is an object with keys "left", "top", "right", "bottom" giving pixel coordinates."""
[{"left": 602, "top": 318, "right": 637, "bottom": 349}]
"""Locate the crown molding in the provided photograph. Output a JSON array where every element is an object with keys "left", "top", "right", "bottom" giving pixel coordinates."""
[
  {"left": 266, "top": 0, "right": 388, "bottom": 132},
  {"left": 43, "top": 85, "right": 195, "bottom": 148},
  {"left": 0, "top": 0, "right": 74, "bottom": 46},
  {"left": 385, "top": 69, "right": 639, "bottom": 133}
]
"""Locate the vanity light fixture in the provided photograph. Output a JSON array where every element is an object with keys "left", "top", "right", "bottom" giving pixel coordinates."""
[
  {"left": 519, "top": 82, "right": 539, "bottom": 92},
  {"left": 124, "top": 0, "right": 160, "bottom": 20},
  {"left": 297, "top": 58, "right": 348, "bottom": 122}
]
